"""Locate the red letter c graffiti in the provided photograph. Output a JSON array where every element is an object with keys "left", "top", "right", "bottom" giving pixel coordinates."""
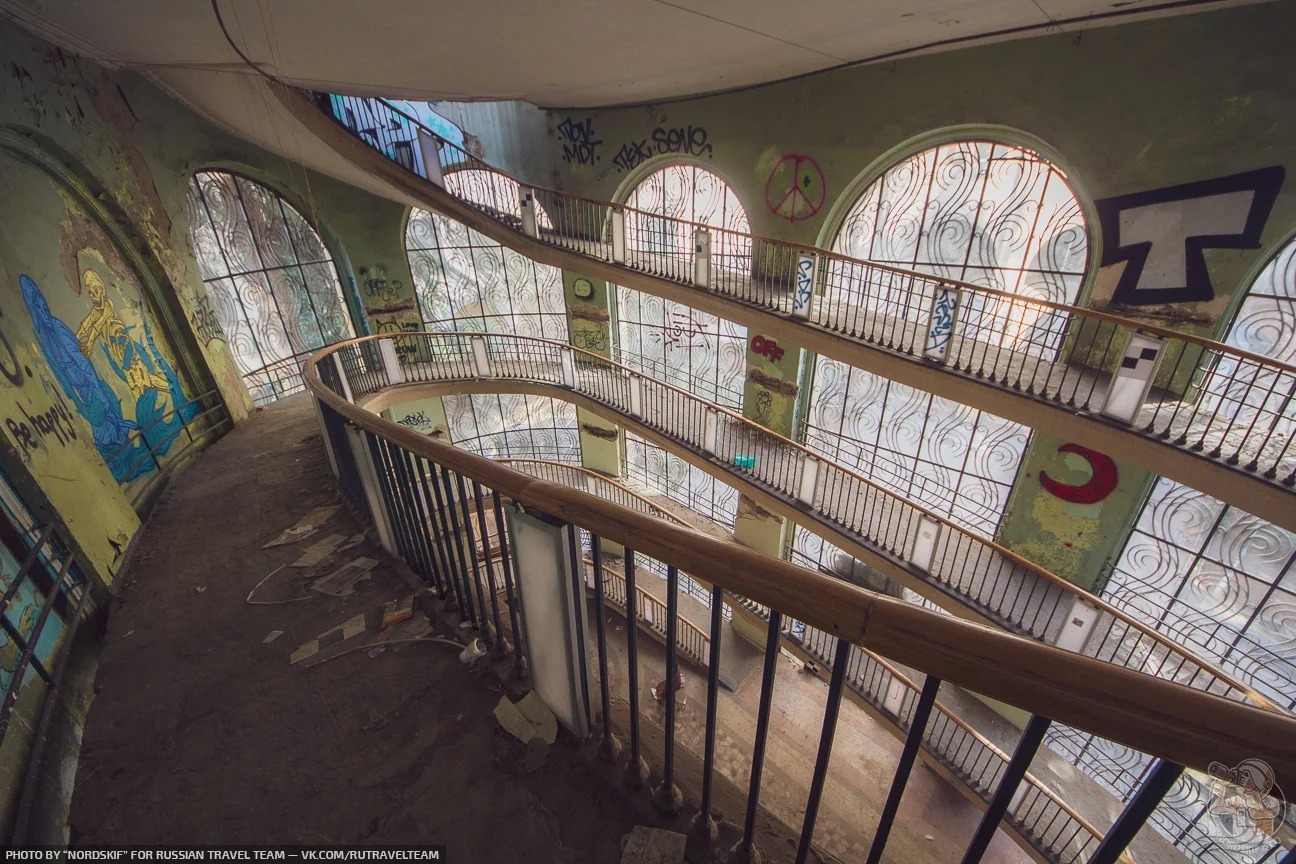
[{"left": 1039, "top": 443, "right": 1118, "bottom": 504}]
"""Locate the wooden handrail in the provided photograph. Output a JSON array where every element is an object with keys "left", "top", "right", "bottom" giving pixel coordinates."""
[
  {"left": 305, "top": 337, "right": 1296, "bottom": 791},
  {"left": 441, "top": 408, "right": 1123, "bottom": 857},
  {"left": 353, "top": 330, "right": 1281, "bottom": 713}
]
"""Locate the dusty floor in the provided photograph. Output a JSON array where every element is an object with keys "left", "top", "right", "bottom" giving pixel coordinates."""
[{"left": 68, "top": 396, "right": 642, "bottom": 859}]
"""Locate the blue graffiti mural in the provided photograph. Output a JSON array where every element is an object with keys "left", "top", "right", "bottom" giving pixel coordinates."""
[{"left": 21, "top": 274, "right": 197, "bottom": 482}]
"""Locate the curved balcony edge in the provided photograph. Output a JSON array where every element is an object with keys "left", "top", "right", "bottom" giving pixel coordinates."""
[
  {"left": 274, "top": 83, "right": 1296, "bottom": 536},
  {"left": 302, "top": 335, "right": 1296, "bottom": 794}
]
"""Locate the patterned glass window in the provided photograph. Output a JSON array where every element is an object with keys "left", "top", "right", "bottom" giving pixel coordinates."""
[
  {"left": 624, "top": 431, "right": 739, "bottom": 530},
  {"left": 837, "top": 140, "right": 1088, "bottom": 356},
  {"left": 1104, "top": 237, "right": 1296, "bottom": 710},
  {"left": 624, "top": 430, "right": 735, "bottom": 608},
  {"left": 802, "top": 362, "right": 1030, "bottom": 537},
  {"left": 800, "top": 140, "right": 1078, "bottom": 536},
  {"left": 616, "top": 165, "right": 749, "bottom": 407},
  {"left": 186, "top": 171, "right": 354, "bottom": 404},
  {"left": 406, "top": 173, "right": 565, "bottom": 341},
  {"left": 443, "top": 393, "right": 580, "bottom": 463}
]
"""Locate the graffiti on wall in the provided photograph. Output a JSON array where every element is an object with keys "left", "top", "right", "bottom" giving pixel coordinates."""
[
  {"left": 190, "top": 294, "right": 225, "bottom": 345},
  {"left": 764, "top": 155, "right": 825, "bottom": 223},
  {"left": 750, "top": 334, "right": 784, "bottom": 363},
  {"left": 651, "top": 310, "right": 709, "bottom": 350},
  {"left": 1039, "top": 443, "right": 1119, "bottom": 504},
  {"left": 1096, "top": 166, "right": 1284, "bottom": 306},
  {"left": 556, "top": 116, "right": 602, "bottom": 167},
  {"left": 21, "top": 268, "right": 198, "bottom": 483},
  {"left": 611, "top": 125, "right": 713, "bottom": 174}
]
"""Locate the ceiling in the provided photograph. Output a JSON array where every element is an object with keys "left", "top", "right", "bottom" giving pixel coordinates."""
[
  {"left": 0, "top": 0, "right": 1263, "bottom": 212},
  {"left": 0, "top": 0, "right": 1263, "bottom": 109}
]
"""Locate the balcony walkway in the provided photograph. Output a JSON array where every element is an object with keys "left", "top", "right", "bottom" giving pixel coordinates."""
[
  {"left": 339, "top": 336, "right": 1272, "bottom": 712},
  {"left": 60, "top": 393, "right": 1184, "bottom": 864},
  {"left": 66, "top": 396, "right": 643, "bottom": 855},
  {"left": 279, "top": 88, "right": 1296, "bottom": 534}
]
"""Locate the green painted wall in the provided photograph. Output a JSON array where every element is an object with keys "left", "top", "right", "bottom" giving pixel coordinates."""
[
  {"left": 549, "top": 3, "right": 1296, "bottom": 340},
  {"left": 539, "top": 2, "right": 1296, "bottom": 595},
  {"left": 997, "top": 433, "right": 1152, "bottom": 591}
]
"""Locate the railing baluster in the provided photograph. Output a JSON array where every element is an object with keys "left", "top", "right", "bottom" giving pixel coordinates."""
[
  {"left": 589, "top": 534, "right": 620, "bottom": 760},
  {"left": 565, "top": 524, "right": 594, "bottom": 730},
  {"left": 731, "top": 610, "right": 783, "bottom": 863},
  {"left": 653, "top": 563, "right": 684, "bottom": 816},
  {"left": 692, "top": 583, "right": 725, "bottom": 840},
  {"left": 795, "top": 638, "right": 852, "bottom": 864},
  {"left": 959, "top": 714, "right": 1052, "bottom": 864},
  {"left": 1085, "top": 760, "right": 1184, "bottom": 864},
  {"left": 623, "top": 549, "right": 649, "bottom": 787},
  {"left": 491, "top": 491, "right": 526, "bottom": 676},
  {"left": 866, "top": 674, "right": 942, "bottom": 864}
]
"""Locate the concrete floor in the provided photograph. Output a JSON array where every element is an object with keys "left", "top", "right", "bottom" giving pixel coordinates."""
[{"left": 67, "top": 395, "right": 645, "bottom": 858}]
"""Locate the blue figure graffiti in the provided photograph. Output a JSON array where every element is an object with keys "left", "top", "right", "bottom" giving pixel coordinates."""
[{"left": 21, "top": 273, "right": 198, "bottom": 482}]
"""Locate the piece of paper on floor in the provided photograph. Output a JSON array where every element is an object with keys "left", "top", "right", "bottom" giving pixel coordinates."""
[
  {"left": 619, "top": 826, "right": 686, "bottom": 864},
  {"left": 493, "top": 696, "right": 535, "bottom": 745},
  {"left": 291, "top": 534, "right": 349, "bottom": 568},
  {"left": 310, "top": 557, "right": 379, "bottom": 597},
  {"left": 290, "top": 613, "right": 367, "bottom": 664},
  {"left": 262, "top": 505, "right": 341, "bottom": 548},
  {"left": 516, "top": 692, "right": 558, "bottom": 746},
  {"left": 263, "top": 630, "right": 284, "bottom": 644}
]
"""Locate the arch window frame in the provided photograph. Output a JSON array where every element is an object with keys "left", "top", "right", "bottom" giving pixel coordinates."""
[
  {"left": 404, "top": 171, "right": 566, "bottom": 343},
  {"left": 186, "top": 169, "right": 356, "bottom": 404},
  {"left": 1103, "top": 232, "right": 1296, "bottom": 710},
  {"left": 613, "top": 163, "right": 752, "bottom": 409}
]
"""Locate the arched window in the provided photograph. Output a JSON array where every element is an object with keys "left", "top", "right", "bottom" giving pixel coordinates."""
[
  {"left": 799, "top": 140, "right": 1083, "bottom": 536},
  {"left": 1104, "top": 237, "right": 1296, "bottom": 709},
  {"left": 442, "top": 393, "right": 580, "bottom": 463},
  {"left": 616, "top": 165, "right": 749, "bottom": 407},
  {"left": 406, "top": 172, "right": 565, "bottom": 341},
  {"left": 836, "top": 139, "right": 1088, "bottom": 356},
  {"left": 186, "top": 171, "right": 355, "bottom": 404},
  {"left": 624, "top": 430, "right": 736, "bottom": 610}
]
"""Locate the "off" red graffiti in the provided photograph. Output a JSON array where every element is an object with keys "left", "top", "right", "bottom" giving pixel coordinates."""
[{"left": 751, "top": 335, "right": 784, "bottom": 363}]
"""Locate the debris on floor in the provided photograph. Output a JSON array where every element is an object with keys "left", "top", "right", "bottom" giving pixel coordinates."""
[
  {"left": 493, "top": 695, "right": 537, "bottom": 744},
  {"left": 521, "top": 738, "right": 548, "bottom": 774},
  {"left": 374, "top": 613, "right": 433, "bottom": 651},
  {"left": 619, "top": 826, "right": 687, "bottom": 864},
  {"left": 381, "top": 595, "right": 415, "bottom": 629},
  {"left": 290, "top": 612, "right": 369, "bottom": 665},
  {"left": 292, "top": 533, "right": 349, "bottom": 568},
  {"left": 246, "top": 564, "right": 312, "bottom": 606},
  {"left": 195, "top": 586, "right": 206, "bottom": 594},
  {"left": 492, "top": 692, "right": 558, "bottom": 746},
  {"left": 263, "top": 630, "right": 283, "bottom": 644},
  {"left": 310, "top": 557, "right": 379, "bottom": 597},
  {"left": 261, "top": 505, "right": 340, "bottom": 548},
  {"left": 458, "top": 637, "right": 487, "bottom": 664},
  {"left": 516, "top": 692, "right": 557, "bottom": 745}
]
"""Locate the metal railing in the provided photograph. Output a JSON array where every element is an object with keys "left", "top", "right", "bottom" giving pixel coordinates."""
[
  {"left": 305, "top": 334, "right": 1296, "bottom": 864},
  {"left": 494, "top": 464, "right": 1117, "bottom": 862},
  {"left": 325, "top": 331, "right": 1279, "bottom": 714},
  {"left": 316, "top": 93, "right": 1296, "bottom": 498}
]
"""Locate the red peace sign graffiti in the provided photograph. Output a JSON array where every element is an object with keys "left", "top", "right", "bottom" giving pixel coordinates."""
[{"left": 765, "top": 155, "right": 826, "bottom": 223}]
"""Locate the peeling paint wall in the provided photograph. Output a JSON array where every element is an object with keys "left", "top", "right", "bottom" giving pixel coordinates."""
[{"left": 0, "top": 21, "right": 445, "bottom": 838}]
